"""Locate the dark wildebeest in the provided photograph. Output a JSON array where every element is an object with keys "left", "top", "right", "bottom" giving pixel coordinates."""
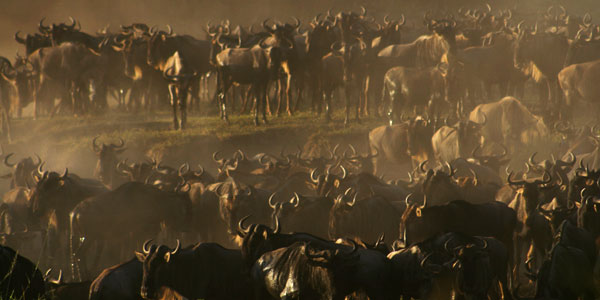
[
  {"left": 238, "top": 218, "right": 394, "bottom": 300},
  {"left": 251, "top": 241, "right": 359, "bottom": 300},
  {"left": 328, "top": 191, "right": 400, "bottom": 244},
  {"left": 525, "top": 220, "right": 598, "bottom": 300},
  {"left": 28, "top": 42, "right": 102, "bottom": 118},
  {"left": 513, "top": 22, "right": 568, "bottom": 116},
  {"left": 214, "top": 43, "right": 283, "bottom": 125},
  {"left": 92, "top": 137, "right": 127, "bottom": 189},
  {"left": 506, "top": 171, "right": 554, "bottom": 285},
  {"left": 44, "top": 270, "right": 91, "bottom": 300},
  {"left": 0, "top": 245, "right": 45, "bottom": 300},
  {"left": 0, "top": 152, "right": 42, "bottom": 189},
  {"left": 381, "top": 65, "right": 446, "bottom": 124},
  {"left": 89, "top": 256, "right": 184, "bottom": 300},
  {"left": 215, "top": 177, "right": 272, "bottom": 241},
  {"left": 146, "top": 27, "right": 212, "bottom": 129},
  {"left": 15, "top": 29, "right": 52, "bottom": 55},
  {"left": 399, "top": 200, "right": 516, "bottom": 271},
  {"left": 29, "top": 168, "right": 108, "bottom": 268},
  {"left": 0, "top": 55, "right": 34, "bottom": 121},
  {"left": 69, "top": 181, "right": 191, "bottom": 280},
  {"left": 270, "top": 193, "right": 333, "bottom": 239},
  {"left": 136, "top": 241, "right": 252, "bottom": 300}
]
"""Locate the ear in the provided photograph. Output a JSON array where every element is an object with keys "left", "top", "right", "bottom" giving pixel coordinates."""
[
  {"left": 262, "top": 230, "right": 269, "bottom": 239},
  {"left": 416, "top": 208, "right": 423, "bottom": 217},
  {"left": 161, "top": 35, "right": 167, "bottom": 42},
  {"left": 575, "top": 201, "right": 582, "bottom": 209},
  {"left": 135, "top": 251, "right": 146, "bottom": 262},
  {"left": 164, "top": 252, "right": 171, "bottom": 263},
  {"left": 333, "top": 179, "right": 340, "bottom": 188},
  {"left": 59, "top": 180, "right": 65, "bottom": 187}
]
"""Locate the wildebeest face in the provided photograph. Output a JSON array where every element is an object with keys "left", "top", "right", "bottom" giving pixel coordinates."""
[
  {"left": 29, "top": 171, "right": 68, "bottom": 217},
  {"left": 454, "top": 245, "right": 492, "bottom": 298},
  {"left": 136, "top": 242, "right": 180, "bottom": 300},
  {"left": 147, "top": 33, "right": 169, "bottom": 68},
  {"left": 218, "top": 185, "right": 255, "bottom": 234},
  {"left": 92, "top": 137, "right": 125, "bottom": 185}
]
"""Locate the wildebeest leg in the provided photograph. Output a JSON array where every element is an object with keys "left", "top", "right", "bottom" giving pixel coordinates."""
[
  {"left": 168, "top": 84, "right": 179, "bottom": 130},
  {"left": 285, "top": 73, "right": 292, "bottom": 116},
  {"left": 275, "top": 79, "right": 283, "bottom": 117},
  {"left": 261, "top": 83, "right": 268, "bottom": 124},
  {"left": 190, "top": 78, "right": 200, "bottom": 113},
  {"left": 179, "top": 85, "right": 188, "bottom": 130},
  {"left": 90, "top": 240, "right": 104, "bottom": 276},
  {"left": 362, "top": 76, "right": 369, "bottom": 117},
  {"left": 323, "top": 89, "right": 332, "bottom": 122},
  {"left": 253, "top": 84, "right": 260, "bottom": 126}
]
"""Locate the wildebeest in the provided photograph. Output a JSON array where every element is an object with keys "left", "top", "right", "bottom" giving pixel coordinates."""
[
  {"left": 469, "top": 97, "right": 549, "bottom": 153},
  {"left": 136, "top": 241, "right": 252, "bottom": 300},
  {"left": 0, "top": 245, "right": 45, "bottom": 300},
  {"left": 328, "top": 191, "right": 400, "bottom": 244},
  {"left": 69, "top": 181, "right": 191, "bottom": 280},
  {"left": 251, "top": 241, "right": 359, "bottom": 300},
  {"left": 93, "top": 137, "right": 127, "bottom": 189},
  {"left": 0, "top": 152, "right": 42, "bottom": 189},
  {"left": 432, "top": 116, "right": 486, "bottom": 163},
  {"left": 369, "top": 117, "right": 435, "bottom": 176},
  {"left": 558, "top": 58, "right": 600, "bottom": 121}
]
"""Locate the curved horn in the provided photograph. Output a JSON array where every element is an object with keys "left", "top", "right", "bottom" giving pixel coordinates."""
[
  {"left": 476, "top": 237, "right": 488, "bottom": 249},
  {"left": 534, "top": 170, "right": 552, "bottom": 185},
  {"left": 507, "top": 171, "right": 526, "bottom": 186},
  {"left": 528, "top": 152, "right": 539, "bottom": 167},
  {"left": 142, "top": 239, "right": 153, "bottom": 254},
  {"left": 384, "top": 15, "right": 391, "bottom": 26},
  {"left": 360, "top": 5, "right": 367, "bottom": 17},
  {"left": 61, "top": 168, "right": 68, "bottom": 179},
  {"left": 445, "top": 162, "right": 456, "bottom": 177},
  {"left": 405, "top": 193, "right": 413, "bottom": 206},
  {"left": 33, "top": 153, "right": 42, "bottom": 168},
  {"left": 398, "top": 14, "right": 406, "bottom": 26},
  {"left": 178, "top": 163, "right": 190, "bottom": 177},
  {"left": 39, "top": 17, "right": 50, "bottom": 32},
  {"left": 170, "top": 239, "right": 180, "bottom": 255},
  {"left": 166, "top": 24, "right": 173, "bottom": 35},
  {"left": 292, "top": 192, "right": 300, "bottom": 208},
  {"left": 14, "top": 31, "right": 26, "bottom": 44},
  {"left": 268, "top": 192, "right": 277, "bottom": 209},
  {"left": 112, "top": 138, "right": 125, "bottom": 149},
  {"left": 4, "top": 153, "right": 15, "bottom": 168},
  {"left": 238, "top": 215, "right": 252, "bottom": 234},
  {"left": 310, "top": 168, "right": 319, "bottom": 183},
  {"left": 340, "top": 165, "right": 347, "bottom": 179},
  {"left": 67, "top": 17, "right": 77, "bottom": 29},
  {"left": 92, "top": 136, "right": 101, "bottom": 152},
  {"left": 273, "top": 215, "right": 280, "bottom": 234},
  {"left": 419, "top": 160, "right": 429, "bottom": 173}
]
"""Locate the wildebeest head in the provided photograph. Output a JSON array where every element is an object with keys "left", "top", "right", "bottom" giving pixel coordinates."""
[
  {"left": 508, "top": 170, "right": 553, "bottom": 213},
  {"left": 29, "top": 168, "right": 69, "bottom": 218},
  {"left": 342, "top": 144, "right": 377, "bottom": 174},
  {"left": 116, "top": 159, "right": 156, "bottom": 183},
  {"left": 328, "top": 188, "right": 358, "bottom": 239},
  {"left": 420, "top": 162, "right": 461, "bottom": 205},
  {"left": 307, "top": 16, "right": 337, "bottom": 61},
  {"left": 407, "top": 117, "right": 434, "bottom": 158},
  {"left": 577, "top": 193, "right": 600, "bottom": 239},
  {"left": 471, "top": 144, "right": 510, "bottom": 173},
  {"left": 92, "top": 137, "right": 126, "bottom": 186},
  {"left": 525, "top": 152, "right": 574, "bottom": 186},
  {"left": 309, "top": 165, "right": 347, "bottom": 197},
  {"left": 449, "top": 116, "right": 486, "bottom": 158},
  {"left": 567, "top": 162, "right": 600, "bottom": 204},
  {"left": 450, "top": 240, "right": 493, "bottom": 298},
  {"left": 0, "top": 56, "right": 35, "bottom": 110},
  {"left": 215, "top": 177, "right": 257, "bottom": 234},
  {"left": 146, "top": 26, "right": 174, "bottom": 68},
  {"left": 238, "top": 215, "right": 282, "bottom": 269},
  {"left": 0, "top": 152, "right": 42, "bottom": 189},
  {"left": 14, "top": 31, "right": 52, "bottom": 55},
  {"left": 136, "top": 240, "right": 180, "bottom": 300}
]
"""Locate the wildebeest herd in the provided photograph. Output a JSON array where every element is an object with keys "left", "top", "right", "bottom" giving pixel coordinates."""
[{"left": 1, "top": 3, "right": 600, "bottom": 300}]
